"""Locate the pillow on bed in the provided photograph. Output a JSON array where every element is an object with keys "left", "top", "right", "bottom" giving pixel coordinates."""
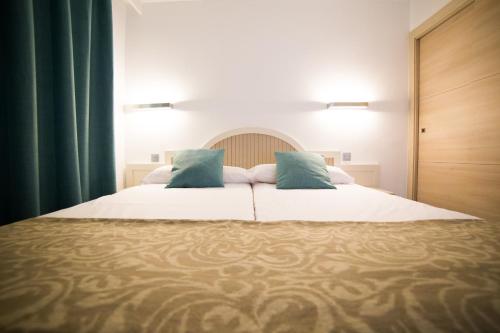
[
  {"left": 327, "top": 166, "right": 355, "bottom": 184},
  {"left": 249, "top": 164, "right": 276, "bottom": 184},
  {"left": 167, "top": 149, "right": 224, "bottom": 188},
  {"left": 142, "top": 165, "right": 173, "bottom": 184},
  {"left": 223, "top": 166, "right": 253, "bottom": 183},
  {"left": 250, "top": 163, "right": 355, "bottom": 185},
  {"left": 143, "top": 165, "right": 251, "bottom": 184},
  {"left": 275, "top": 152, "right": 336, "bottom": 189}
]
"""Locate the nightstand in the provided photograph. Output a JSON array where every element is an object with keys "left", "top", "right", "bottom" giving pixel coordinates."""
[
  {"left": 125, "top": 163, "right": 162, "bottom": 188},
  {"left": 338, "top": 163, "right": 380, "bottom": 188}
]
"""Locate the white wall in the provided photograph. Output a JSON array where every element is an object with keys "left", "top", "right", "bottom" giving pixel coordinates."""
[
  {"left": 124, "top": 0, "right": 410, "bottom": 196},
  {"left": 410, "top": 0, "right": 450, "bottom": 30},
  {"left": 112, "top": 0, "right": 127, "bottom": 190}
]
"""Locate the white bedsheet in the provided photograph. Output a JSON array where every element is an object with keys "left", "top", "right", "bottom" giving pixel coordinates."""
[
  {"left": 45, "top": 183, "right": 477, "bottom": 222},
  {"left": 45, "top": 184, "right": 255, "bottom": 220},
  {"left": 253, "top": 183, "right": 477, "bottom": 222}
]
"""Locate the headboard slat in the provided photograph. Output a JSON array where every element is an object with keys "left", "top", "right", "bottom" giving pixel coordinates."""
[
  {"left": 205, "top": 132, "right": 301, "bottom": 168},
  {"left": 165, "top": 129, "right": 337, "bottom": 168}
]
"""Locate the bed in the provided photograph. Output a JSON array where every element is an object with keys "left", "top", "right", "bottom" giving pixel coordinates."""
[
  {"left": 252, "top": 183, "right": 476, "bottom": 222},
  {"left": 1, "top": 128, "right": 499, "bottom": 333},
  {"left": 45, "top": 183, "right": 255, "bottom": 221}
]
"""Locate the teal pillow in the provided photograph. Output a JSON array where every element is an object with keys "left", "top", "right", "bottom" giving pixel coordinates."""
[
  {"left": 167, "top": 149, "right": 224, "bottom": 188},
  {"left": 275, "top": 152, "right": 336, "bottom": 189}
]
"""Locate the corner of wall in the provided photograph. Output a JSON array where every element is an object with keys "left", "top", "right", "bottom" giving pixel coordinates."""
[
  {"left": 112, "top": 0, "right": 128, "bottom": 191},
  {"left": 409, "top": 0, "right": 451, "bottom": 30}
]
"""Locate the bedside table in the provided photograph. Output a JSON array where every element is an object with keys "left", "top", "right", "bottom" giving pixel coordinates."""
[
  {"left": 338, "top": 163, "right": 380, "bottom": 188},
  {"left": 125, "top": 163, "right": 162, "bottom": 188}
]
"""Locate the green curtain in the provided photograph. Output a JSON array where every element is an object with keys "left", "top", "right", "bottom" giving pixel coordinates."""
[{"left": 1, "top": 0, "right": 116, "bottom": 225}]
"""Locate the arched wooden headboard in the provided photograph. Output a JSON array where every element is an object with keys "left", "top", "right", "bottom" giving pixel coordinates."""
[
  {"left": 205, "top": 129, "right": 303, "bottom": 168},
  {"left": 165, "top": 128, "right": 336, "bottom": 168}
]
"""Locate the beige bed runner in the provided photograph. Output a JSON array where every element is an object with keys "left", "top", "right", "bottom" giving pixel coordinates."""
[{"left": 1, "top": 218, "right": 499, "bottom": 332}]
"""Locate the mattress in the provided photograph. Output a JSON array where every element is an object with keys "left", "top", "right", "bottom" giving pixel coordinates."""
[
  {"left": 1, "top": 217, "right": 499, "bottom": 332},
  {"left": 45, "top": 183, "right": 255, "bottom": 221},
  {"left": 252, "top": 183, "right": 477, "bottom": 222}
]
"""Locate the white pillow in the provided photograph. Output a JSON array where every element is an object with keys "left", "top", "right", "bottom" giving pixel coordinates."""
[
  {"left": 249, "top": 164, "right": 355, "bottom": 184},
  {"left": 223, "top": 166, "right": 253, "bottom": 183},
  {"left": 141, "top": 165, "right": 252, "bottom": 184},
  {"left": 141, "top": 165, "right": 173, "bottom": 184},
  {"left": 327, "top": 165, "right": 355, "bottom": 184},
  {"left": 249, "top": 164, "right": 277, "bottom": 184}
]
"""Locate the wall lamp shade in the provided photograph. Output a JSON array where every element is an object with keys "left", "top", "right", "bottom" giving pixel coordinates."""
[
  {"left": 327, "top": 102, "right": 369, "bottom": 110},
  {"left": 125, "top": 102, "right": 173, "bottom": 111}
]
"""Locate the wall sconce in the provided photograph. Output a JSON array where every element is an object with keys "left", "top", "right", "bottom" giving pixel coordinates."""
[
  {"left": 125, "top": 102, "right": 173, "bottom": 111},
  {"left": 327, "top": 102, "right": 369, "bottom": 110}
]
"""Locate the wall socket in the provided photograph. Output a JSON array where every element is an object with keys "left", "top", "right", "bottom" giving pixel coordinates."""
[
  {"left": 342, "top": 152, "right": 352, "bottom": 162},
  {"left": 151, "top": 153, "right": 160, "bottom": 163}
]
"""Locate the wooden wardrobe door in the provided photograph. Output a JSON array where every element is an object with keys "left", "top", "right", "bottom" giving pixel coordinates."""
[{"left": 417, "top": 0, "right": 500, "bottom": 220}]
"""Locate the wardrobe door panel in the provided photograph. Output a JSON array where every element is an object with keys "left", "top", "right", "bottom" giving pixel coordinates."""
[
  {"left": 417, "top": 162, "right": 500, "bottom": 221},
  {"left": 418, "top": 75, "right": 500, "bottom": 164},
  {"left": 419, "top": 0, "right": 500, "bottom": 99},
  {"left": 417, "top": 0, "right": 500, "bottom": 219}
]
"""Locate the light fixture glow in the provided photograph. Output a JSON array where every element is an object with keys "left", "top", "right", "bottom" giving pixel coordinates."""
[
  {"left": 327, "top": 102, "right": 369, "bottom": 110},
  {"left": 125, "top": 102, "right": 173, "bottom": 111}
]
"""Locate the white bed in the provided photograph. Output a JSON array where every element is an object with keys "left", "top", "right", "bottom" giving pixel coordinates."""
[
  {"left": 252, "top": 183, "right": 477, "bottom": 222},
  {"left": 6, "top": 129, "right": 496, "bottom": 333},
  {"left": 46, "top": 129, "right": 479, "bottom": 223},
  {"left": 47, "top": 182, "right": 478, "bottom": 223},
  {"left": 46, "top": 183, "right": 255, "bottom": 220}
]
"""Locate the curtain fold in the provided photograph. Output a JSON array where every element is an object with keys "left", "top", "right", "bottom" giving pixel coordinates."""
[{"left": 1, "top": 0, "right": 116, "bottom": 225}]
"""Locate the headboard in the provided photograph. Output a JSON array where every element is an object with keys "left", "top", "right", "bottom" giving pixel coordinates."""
[{"left": 165, "top": 128, "right": 338, "bottom": 168}]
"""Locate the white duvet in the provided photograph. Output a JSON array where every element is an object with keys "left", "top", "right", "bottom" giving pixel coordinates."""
[
  {"left": 46, "top": 183, "right": 255, "bottom": 220},
  {"left": 46, "top": 183, "right": 477, "bottom": 222},
  {"left": 252, "top": 183, "right": 477, "bottom": 222}
]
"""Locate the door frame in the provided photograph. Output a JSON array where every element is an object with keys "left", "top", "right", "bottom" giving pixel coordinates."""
[{"left": 407, "top": 0, "right": 475, "bottom": 199}]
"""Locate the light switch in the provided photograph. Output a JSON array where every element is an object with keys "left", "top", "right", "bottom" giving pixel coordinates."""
[
  {"left": 151, "top": 153, "right": 160, "bottom": 163},
  {"left": 342, "top": 152, "right": 351, "bottom": 162}
]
